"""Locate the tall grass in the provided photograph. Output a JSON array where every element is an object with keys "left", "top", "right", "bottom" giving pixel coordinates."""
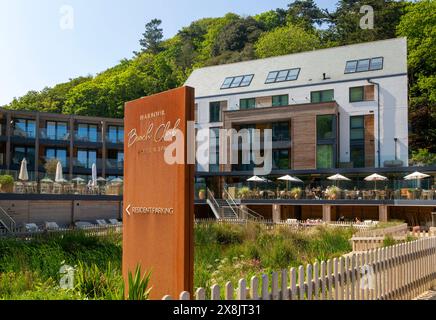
[{"left": 0, "top": 223, "right": 354, "bottom": 299}]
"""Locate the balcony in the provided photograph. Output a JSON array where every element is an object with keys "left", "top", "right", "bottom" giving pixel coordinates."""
[
  {"left": 72, "top": 158, "right": 104, "bottom": 171},
  {"left": 106, "top": 159, "right": 123, "bottom": 171},
  {"left": 106, "top": 134, "right": 124, "bottom": 145},
  {"left": 40, "top": 156, "right": 69, "bottom": 170},
  {"left": 12, "top": 128, "right": 36, "bottom": 140},
  {"left": 74, "top": 131, "right": 102, "bottom": 144},
  {"left": 39, "top": 129, "right": 70, "bottom": 142}
]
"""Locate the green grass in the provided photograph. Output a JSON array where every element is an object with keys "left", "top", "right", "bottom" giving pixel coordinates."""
[{"left": 0, "top": 224, "right": 354, "bottom": 300}]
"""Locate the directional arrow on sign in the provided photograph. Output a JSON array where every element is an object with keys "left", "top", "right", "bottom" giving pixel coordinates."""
[{"left": 126, "top": 204, "right": 131, "bottom": 216}]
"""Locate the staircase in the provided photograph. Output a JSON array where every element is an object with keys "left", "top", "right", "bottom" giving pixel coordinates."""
[
  {"left": 206, "top": 187, "right": 264, "bottom": 221},
  {"left": 0, "top": 206, "right": 16, "bottom": 233}
]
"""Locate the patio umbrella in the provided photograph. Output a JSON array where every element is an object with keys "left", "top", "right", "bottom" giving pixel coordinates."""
[
  {"left": 327, "top": 173, "right": 350, "bottom": 187},
  {"left": 364, "top": 173, "right": 388, "bottom": 190},
  {"left": 72, "top": 177, "right": 85, "bottom": 184},
  {"left": 404, "top": 171, "right": 430, "bottom": 188},
  {"left": 247, "top": 175, "right": 266, "bottom": 182},
  {"left": 91, "top": 163, "right": 97, "bottom": 187},
  {"left": 18, "top": 158, "right": 29, "bottom": 181},
  {"left": 278, "top": 175, "right": 303, "bottom": 190},
  {"left": 97, "top": 177, "right": 107, "bottom": 182},
  {"left": 55, "top": 161, "right": 64, "bottom": 183},
  {"left": 110, "top": 177, "right": 123, "bottom": 184}
]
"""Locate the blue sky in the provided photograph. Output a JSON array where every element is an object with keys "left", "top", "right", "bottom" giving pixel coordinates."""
[{"left": 0, "top": 0, "right": 336, "bottom": 105}]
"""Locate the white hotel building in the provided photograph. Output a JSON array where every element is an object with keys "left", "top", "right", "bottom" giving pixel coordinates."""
[{"left": 185, "top": 37, "right": 409, "bottom": 173}]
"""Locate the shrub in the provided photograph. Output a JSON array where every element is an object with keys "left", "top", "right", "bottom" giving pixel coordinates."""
[{"left": 0, "top": 174, "right": 14, "bottom": 186}]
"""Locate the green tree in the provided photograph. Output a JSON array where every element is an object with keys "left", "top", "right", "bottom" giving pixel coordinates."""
[
  {"left": 137, "top": 19, "right": 164, "bottom": 54},
  {"left": 287, "top": 0, "right": 326, "bottom": 29},
  {"left": 325, "top": 0, "right": 407, "bottom": 45},
  {"left": 397, "top": 0, "right": 436, "bottom": 152},
  {"left": 255, "top": 23, "right": 321, "bottom": 58}
]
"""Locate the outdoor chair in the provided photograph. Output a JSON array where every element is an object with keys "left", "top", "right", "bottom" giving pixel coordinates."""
[
  {"left": 109, "top": 219, "right": 122, "bottom": 225},
  {"left": 75, "top": 221, "right": 94, "bottom": 229},
  {"left": 63, "top": 183, "right": 74, "bottom": 194},
  {"left": 24, "top": 223, "right": 39, "bottom": 232},
  {"left": 96, "top": 219, "right": 108, "bottom": 226},
  {"left": 52, "top": 183, "right": 63, "bottom": 194},
  {"left": 13, "top": 182, "right": 25, "bottom": 193},
  {"left": 40, "top": 182, "right": 53, "bottom": 194}
]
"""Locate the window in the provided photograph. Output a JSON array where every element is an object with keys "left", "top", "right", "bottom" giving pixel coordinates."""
[
  {"left": 77, "top": 124, "right": 98, "bottom": 142},
  {"left": 370, "top": 57, "right": 383, "bottom": 70},
  {"left": 221, "top": 74, "right": 253, "bottom": 89},
  {"left": 194, "top": 103, "right": 198, "bottom": 123},
  {"left": 265, "top": 68, "right": 300, "bottom": 83},
  {"left": 350, "top": 116, "right": 365, "bottom": 168},
  {"left": 272, "top": 122, "right": 290, "bottom": 141},
  {"left": 311, "top": 89, "right": 334, "bottom": 103},
  {"left": 349, "top": 85, "right": 375, "bottom": 102},
  {"left": 272, "top": 94, "right": 289, "bottom": 107},
  {"left": 356, "top": 59, "right": 370, "bottom": 72},
  {"left": 317, "top": 115, "right": 334, "bottom": 140},
  {"left": 46, "top": 121, "right": 68, "bottom": 140},
  {"left": 77, "top": 149, "right": 97, "bottom": 169},
  {"left": 345, "top": 57, "right": 384, "bottom": 73},
  {"left": 316, "top": 115, "right": 336, "bottom": 169},
  {"left": 240, "top": 98, "right": 255, "bottom": 110},
  {"left": 14, "top": 119, "right": 35, "bottom": 138},
  {"left": 273, "top": 150, "right": 289, "bottom": 169},
  {"left": 107, "top": 125, "right": 124, "bottom": 143},
  {"left": 350, "top": 87, "right": 364, "bottom": 102},
  {"left": 317, "top": 145, "right": 334, "bottom": 169},
  {"left": 209, "top": 101, "right": 222, "bottom": 122},
  {"left": 209, "top": 128, "right": 220, "bottom": 172},
  {"left": 12, "top": 146, "right": 35, "bottom": 167},
  {"left": 45, "top": 148, "right": 67, "bottom": 167},
  {"left": 345, "top": 60, "right": 358, "bottom": 74}
]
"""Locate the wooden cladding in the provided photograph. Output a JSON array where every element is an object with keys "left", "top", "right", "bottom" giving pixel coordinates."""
[
  {"left": 364, "top": 114, "right": 375, "bottom": 167},
  {"left": 255, "top": 96, "right": 272, "bottom": 108},
  {"left": 292, "top": 115, "right": 317, "bottom": 169},
  {"left": 364, "top": 85, "right": 375, "bottom": 101}
]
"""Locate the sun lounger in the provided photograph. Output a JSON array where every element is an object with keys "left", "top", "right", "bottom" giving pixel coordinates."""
[{"left": 45, "top": 221, "right": 60, "bottom": 230}]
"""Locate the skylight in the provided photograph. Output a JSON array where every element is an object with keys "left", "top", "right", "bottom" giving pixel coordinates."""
[
  {"left": 265, "top": 68, "right": 300, "bottom": 84},
  {"left": 221, "top": 74, "right": 254, "bottom": 89},
  {"left": 345, "top": 57, "right": 384, "bottom": 74}
]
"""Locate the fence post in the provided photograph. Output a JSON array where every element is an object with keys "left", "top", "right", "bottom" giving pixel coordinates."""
[
  {"left": 313, "top": 262, "right": 319, "bottom": 300},
  {"left": 298, "top": 265, "right": 305, "bottom": 300},
  {"left": 250, "top": 276, "right": 259, "bottom": 300},
  {"left": 211, "top": 284, "right": 220, "bottom": 300},
  {"left": 195, "top": 288, "right": 205, "bottom": 300},
  {"left": 237, "top": 279, "right": 247, "bottom": 300},
  {"left": 261, "top": 274, "right": 269, "bottom": 300},
  {"left": 281, "top": 269, "right": 289, "bottom": 300},
  {"left": 290, "top": 267, "right": 297, "bottom": 300},
  {"left": 271, "top": 272, "right": 279, "bottom": 300},
  {"left": 225, "top": 281, "right": 233, "bottom": 300}
]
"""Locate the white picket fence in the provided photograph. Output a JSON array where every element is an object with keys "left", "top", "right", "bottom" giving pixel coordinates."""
[{"left": 163, "top": 237, "right": 436, "bottom": 300}]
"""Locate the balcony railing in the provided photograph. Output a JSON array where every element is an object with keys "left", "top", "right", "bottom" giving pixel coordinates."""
[
  {"left": 106, "top": 135, "right": 124, "bottom": 144},
  {"left": 74, "top": 131, "right": 102, "bottom": 143},
  {"left": 72, "top": 158, "right": 103, "bottom": 169},
  {"left": 40, "top": 156, "right": 69, "bottom": 169},
  {"left": 106, "top": 159, "right": 123, "bottom": 170},
  {"left": 12, "top": 128, "right": 35, "bottom": 139},
  {"left": 39, "top": 129, "right": 70, "bottom": 141}
]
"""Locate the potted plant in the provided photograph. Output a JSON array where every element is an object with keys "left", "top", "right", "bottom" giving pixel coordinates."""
[
  {"left": 289, "top": 187, "right": 302, "bottom": 199},
  {"left": 326, "top": 186, "right": 340, "bottom": 200},
  {"left": 198, "top": 188, "right": 206, "bottom": 200},
  {"left": 238, "top": 186, "right": 250, "bottom": 199},
  {"left": 0, "top": 175, "right": 14, "bottom": 193}
]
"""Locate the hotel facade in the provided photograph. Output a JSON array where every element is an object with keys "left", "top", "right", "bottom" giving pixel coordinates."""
[
  {"left": 185, "top": 38, "right": 435, "bottom": 225},
  {"left": 0, "top": 109, "right": 124, "bottom": 180}
]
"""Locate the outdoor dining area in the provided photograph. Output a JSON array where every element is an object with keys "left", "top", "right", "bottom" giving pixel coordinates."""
[
  {"left": 225, "top": 171, "right": 436, "bottom": 201},
  {"left": 6, "top": 158, "right": 123, "bottom": 196}
]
